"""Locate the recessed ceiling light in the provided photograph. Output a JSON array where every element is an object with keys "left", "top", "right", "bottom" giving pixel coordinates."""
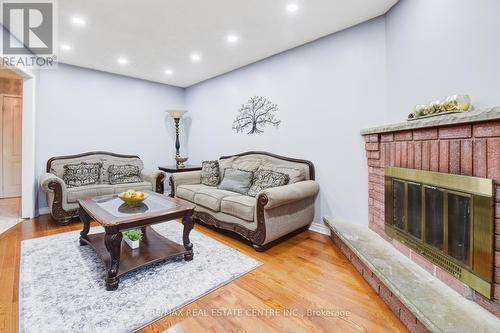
[
  {"left": 190, "top": 54, "right": 201, "bottom": 62},
  {"left": 117, "top": 57, "right": 128, "bottom": 65},
  {"left": 71, "top": 16, "right": 86, "bottom": 26},
  {"left": 164, "top": 69, "right": 173, "bottom": 75},
  {"left": 227, "top": 34, "right": 239, "bottom": 43},
  {"left": 286, "top": 3, "right": 299, "bottom": 12},
  {"left": 60, "top": 44, "right": 72, "bottom": 51}
]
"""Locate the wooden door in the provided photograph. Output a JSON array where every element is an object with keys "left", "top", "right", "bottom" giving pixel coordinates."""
[{"left": 1, "top": 96, "right": 22, "bottom": 198}]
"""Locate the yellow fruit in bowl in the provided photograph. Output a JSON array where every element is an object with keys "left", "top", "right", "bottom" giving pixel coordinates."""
[{"left": 119, "top": 190, "right": 148, "bottom": 204}]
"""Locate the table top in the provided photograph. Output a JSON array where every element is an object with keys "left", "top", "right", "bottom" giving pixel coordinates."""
[
  {"left": 78, "top": 191, "right": 194, "bottom": 227},
  {"left": 158, "top": 165, "right": 202, "bottom": 173}
]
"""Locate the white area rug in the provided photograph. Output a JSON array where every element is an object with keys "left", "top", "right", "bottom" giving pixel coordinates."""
[{"left": 19, "top": 222, "right": 261, "bottom": 333}]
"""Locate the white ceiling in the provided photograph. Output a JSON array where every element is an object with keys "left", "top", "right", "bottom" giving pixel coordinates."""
[{"left": 53, "top": 0, "right": 398, "bottom": 87}]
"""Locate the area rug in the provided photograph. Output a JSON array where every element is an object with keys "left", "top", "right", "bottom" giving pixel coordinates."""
[{"left": 19, "top": 221, "right": 262, "bottom": 333}]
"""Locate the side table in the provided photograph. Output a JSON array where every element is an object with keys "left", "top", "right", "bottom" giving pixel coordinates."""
[
  {"left": 158, "top": 165, "right": 202, "bottom": 174},
  {"left": 158, "top": 165, "right": 202, "bottom": 197}
]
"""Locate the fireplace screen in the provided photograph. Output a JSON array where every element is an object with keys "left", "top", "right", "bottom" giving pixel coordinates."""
[{"left": 385, "top": 167, "right": 494, "bottom": 298}]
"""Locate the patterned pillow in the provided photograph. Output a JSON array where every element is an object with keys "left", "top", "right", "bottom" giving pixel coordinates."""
[
  {"left": 201, "top": 160, "right": 220, "bottom": 186},
  {"left": 63, "top": 162, "right": 102, "bottom": 188},
  {"left": 108, "top": 164, "right": 142, "bottom": 185},
  {"left": 247, "top": 169, "right": 290, "bottom": 197},
  {"left": 218, "top": 168, "right": 253, "bottom": 194}
]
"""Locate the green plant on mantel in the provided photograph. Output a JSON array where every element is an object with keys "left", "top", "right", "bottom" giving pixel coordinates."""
[{"left": 122, "top": 229, "right": 143, "bottom": 241}]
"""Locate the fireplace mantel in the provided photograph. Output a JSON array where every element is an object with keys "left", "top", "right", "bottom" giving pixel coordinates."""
[{"left": 361, "top": 107, "right": 500, "bottom": 135}]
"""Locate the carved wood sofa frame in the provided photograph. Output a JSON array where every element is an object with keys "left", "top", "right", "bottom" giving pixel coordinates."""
[
  {"left": 170, "top": 151, "right": 316, "bottom": 251},
  {"left": 44, "top": 151, "right": 165, "bottom": 224}
]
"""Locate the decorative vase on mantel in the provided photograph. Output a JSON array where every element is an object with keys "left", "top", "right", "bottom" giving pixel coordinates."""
[{"left": 410, "top": 94, "right": 471, "bottom": 120}]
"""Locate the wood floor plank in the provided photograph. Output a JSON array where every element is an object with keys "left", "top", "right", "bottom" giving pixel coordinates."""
[{"left": 0, "top": 214, "right": 408, "bottom": 332}]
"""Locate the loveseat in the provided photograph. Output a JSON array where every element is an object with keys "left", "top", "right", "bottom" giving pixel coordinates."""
[
  {"left": 40, "top": 151, "right": 165, "bottom": 224},
  {"left": 170, "top": 151, "right": 319, "bottom": 251}
]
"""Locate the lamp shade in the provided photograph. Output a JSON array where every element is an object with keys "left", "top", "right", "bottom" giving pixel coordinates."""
[{"left": 167, "top": 110, "right": 188, "bottom": 119}]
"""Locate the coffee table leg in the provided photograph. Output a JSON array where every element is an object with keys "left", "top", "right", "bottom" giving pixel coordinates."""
[
  {"left": 79, "top": 207, "right": 91, "bottom": 246},
  {"left": 182, "top": 215, "right": 194, "bottom": 261},
  {"left": 104, "top": 227, "right": 122, "bottom": 290}
]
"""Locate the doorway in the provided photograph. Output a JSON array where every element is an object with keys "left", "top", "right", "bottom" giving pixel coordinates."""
[{"left": 0, "top": 67, "right": 23, "bottom": 234}]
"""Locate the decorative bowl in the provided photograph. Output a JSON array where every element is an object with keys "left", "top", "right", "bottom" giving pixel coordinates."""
[
  {"left": 118, "top": 191, "right": 149, "bottom": 204},
  {"left": 175, "top": 156, "right": 189, "bottom": 168}
]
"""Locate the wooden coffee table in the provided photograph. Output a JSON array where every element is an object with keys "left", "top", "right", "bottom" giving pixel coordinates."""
[{"left": 78, "top": 191, "right": 195, "bottom": 290}]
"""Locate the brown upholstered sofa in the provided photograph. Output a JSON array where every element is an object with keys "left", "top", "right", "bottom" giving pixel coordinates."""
[
  {"left": 40, "top": 152, "right": 165, "bottom": 224},
  {"left": 170, "top": 151, "right": 319, "bottom": 251}
]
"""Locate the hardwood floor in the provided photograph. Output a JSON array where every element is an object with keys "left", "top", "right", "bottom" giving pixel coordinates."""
[
  {"left": 0, "top": 215, "right": 408, "bottom": 333},
  {"left": 0, "top": 197, "right": 21, "bottom": 235}
]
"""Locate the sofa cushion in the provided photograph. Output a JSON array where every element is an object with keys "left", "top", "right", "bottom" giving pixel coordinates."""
[
  {"left": 247, "top": 169, "right": 290, "bottom": 197},
  {"left": 221, "top": 195, "right": 255, "bottom": 221},
  {"left": 232, "top": 154, "right": 311, "bottom": 181},
  {"left": 177, "top": 184, "right": 213, "bottom": 202},
  {"left": 260, "top": 163, "right": 305, "bottom": 184},
  {"left": 63, "top": 162, "right": 102, "bottom": 188},
  {"left": 108, "top": 164, "right": 142, "bottom": 185},
  {"left": 231, "top": 157, "right": 262, "bottom": 172},
  {"left": 102, "top": 157, "right": 143, "bottom": 183},
  {"left": 218, "top": 168, "right": 253, "bottom": 194},
  {"left": 201, "top": 160, "right": 220, "bottom": 186},
  {"left": 112, "top": 181, "right": 153, "bottom": 194},
  {"left": 194, "top": 188, "right": 241, "bottom": 211},
  {"left": 218, "top": 156, "right": 236, "bottom": 179},
  {"left": 67, "top": 184, "right": 115, "bottom": 203}
]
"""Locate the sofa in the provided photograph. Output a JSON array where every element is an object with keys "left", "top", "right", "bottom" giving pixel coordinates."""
[
  {"left": 170, "top": 151, "right": 319, "bottom": 251},
  {"left": 40, "top": 151, "right": 165, "bottom": 224}
]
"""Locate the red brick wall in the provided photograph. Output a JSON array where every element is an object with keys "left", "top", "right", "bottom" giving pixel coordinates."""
[{"left": 363, "top": 120, "right": 500, "bottom": 316}]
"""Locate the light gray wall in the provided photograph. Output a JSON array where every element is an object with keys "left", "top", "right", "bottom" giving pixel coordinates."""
[
  {"left": 36, "top": 64, "right": 185, "bottom": 209},
  {"left": 185, "top": 17, "right": 388, "bottom": 226},
  {"left": 34, "top": 0, "right": 500, "bottom": 223},
  {"left": 386, "top": 0, "right": 500, "bottom": 120}
]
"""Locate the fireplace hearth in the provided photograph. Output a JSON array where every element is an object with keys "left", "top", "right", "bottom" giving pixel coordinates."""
[{"left": 384, "top": 167, "right": 493, "bottom": 298}]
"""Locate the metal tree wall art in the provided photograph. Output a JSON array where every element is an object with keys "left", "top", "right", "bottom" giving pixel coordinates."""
[{"left": 232, "top": 96, "right": 281, "bottom": 134}]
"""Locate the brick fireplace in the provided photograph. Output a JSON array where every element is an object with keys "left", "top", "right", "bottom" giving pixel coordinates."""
[{"left": 362, "top": 108, "right": 500, "bottom": 316}]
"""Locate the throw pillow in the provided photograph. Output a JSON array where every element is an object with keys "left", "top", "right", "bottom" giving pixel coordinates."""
[
  {"left": 201, "top": 160, "right": 220, "bottom": 186},
  {"left": 247, "top": 169, "right": 290, "bottom": 197},
  {"left": 63, "top": 162, "right": 102, "bottom": 188},
  {"left": 218, "top": 168, "right": 253, "bottom": 194},
  {"left": 108, "top": 164, "right": 142, "bottom": 185}
]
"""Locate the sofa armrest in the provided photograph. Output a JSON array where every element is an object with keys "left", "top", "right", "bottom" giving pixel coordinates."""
[
  {"left": 141, "top": 169, "right": 166, "bottom": 193},
  {"left": 170, "top": 171, "right": 202, "bottom": 196},
  {"left": 259, "top": 180, "right": 319, "bottom": 209},
  {"left": 40, "top": 172, "right": 66, "bottom": 193}
]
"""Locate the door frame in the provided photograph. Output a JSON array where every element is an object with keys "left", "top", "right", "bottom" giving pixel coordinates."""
[
  {"left": 7, "top": 66, "right": 37, "bottom": 219},
  {"left": 0, "top": 94, "right": 23, "bottom": 198}
]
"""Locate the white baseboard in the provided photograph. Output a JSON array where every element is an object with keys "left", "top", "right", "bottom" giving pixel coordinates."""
[
  {"left": 36, "top": 207, "right": 332, "bottom": 238},
  {"left": 308, "top": 221, "right": 331, "bottom": 236},
  {"left": 37, "top": 207, "right": 50, "bottom": 215}
]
